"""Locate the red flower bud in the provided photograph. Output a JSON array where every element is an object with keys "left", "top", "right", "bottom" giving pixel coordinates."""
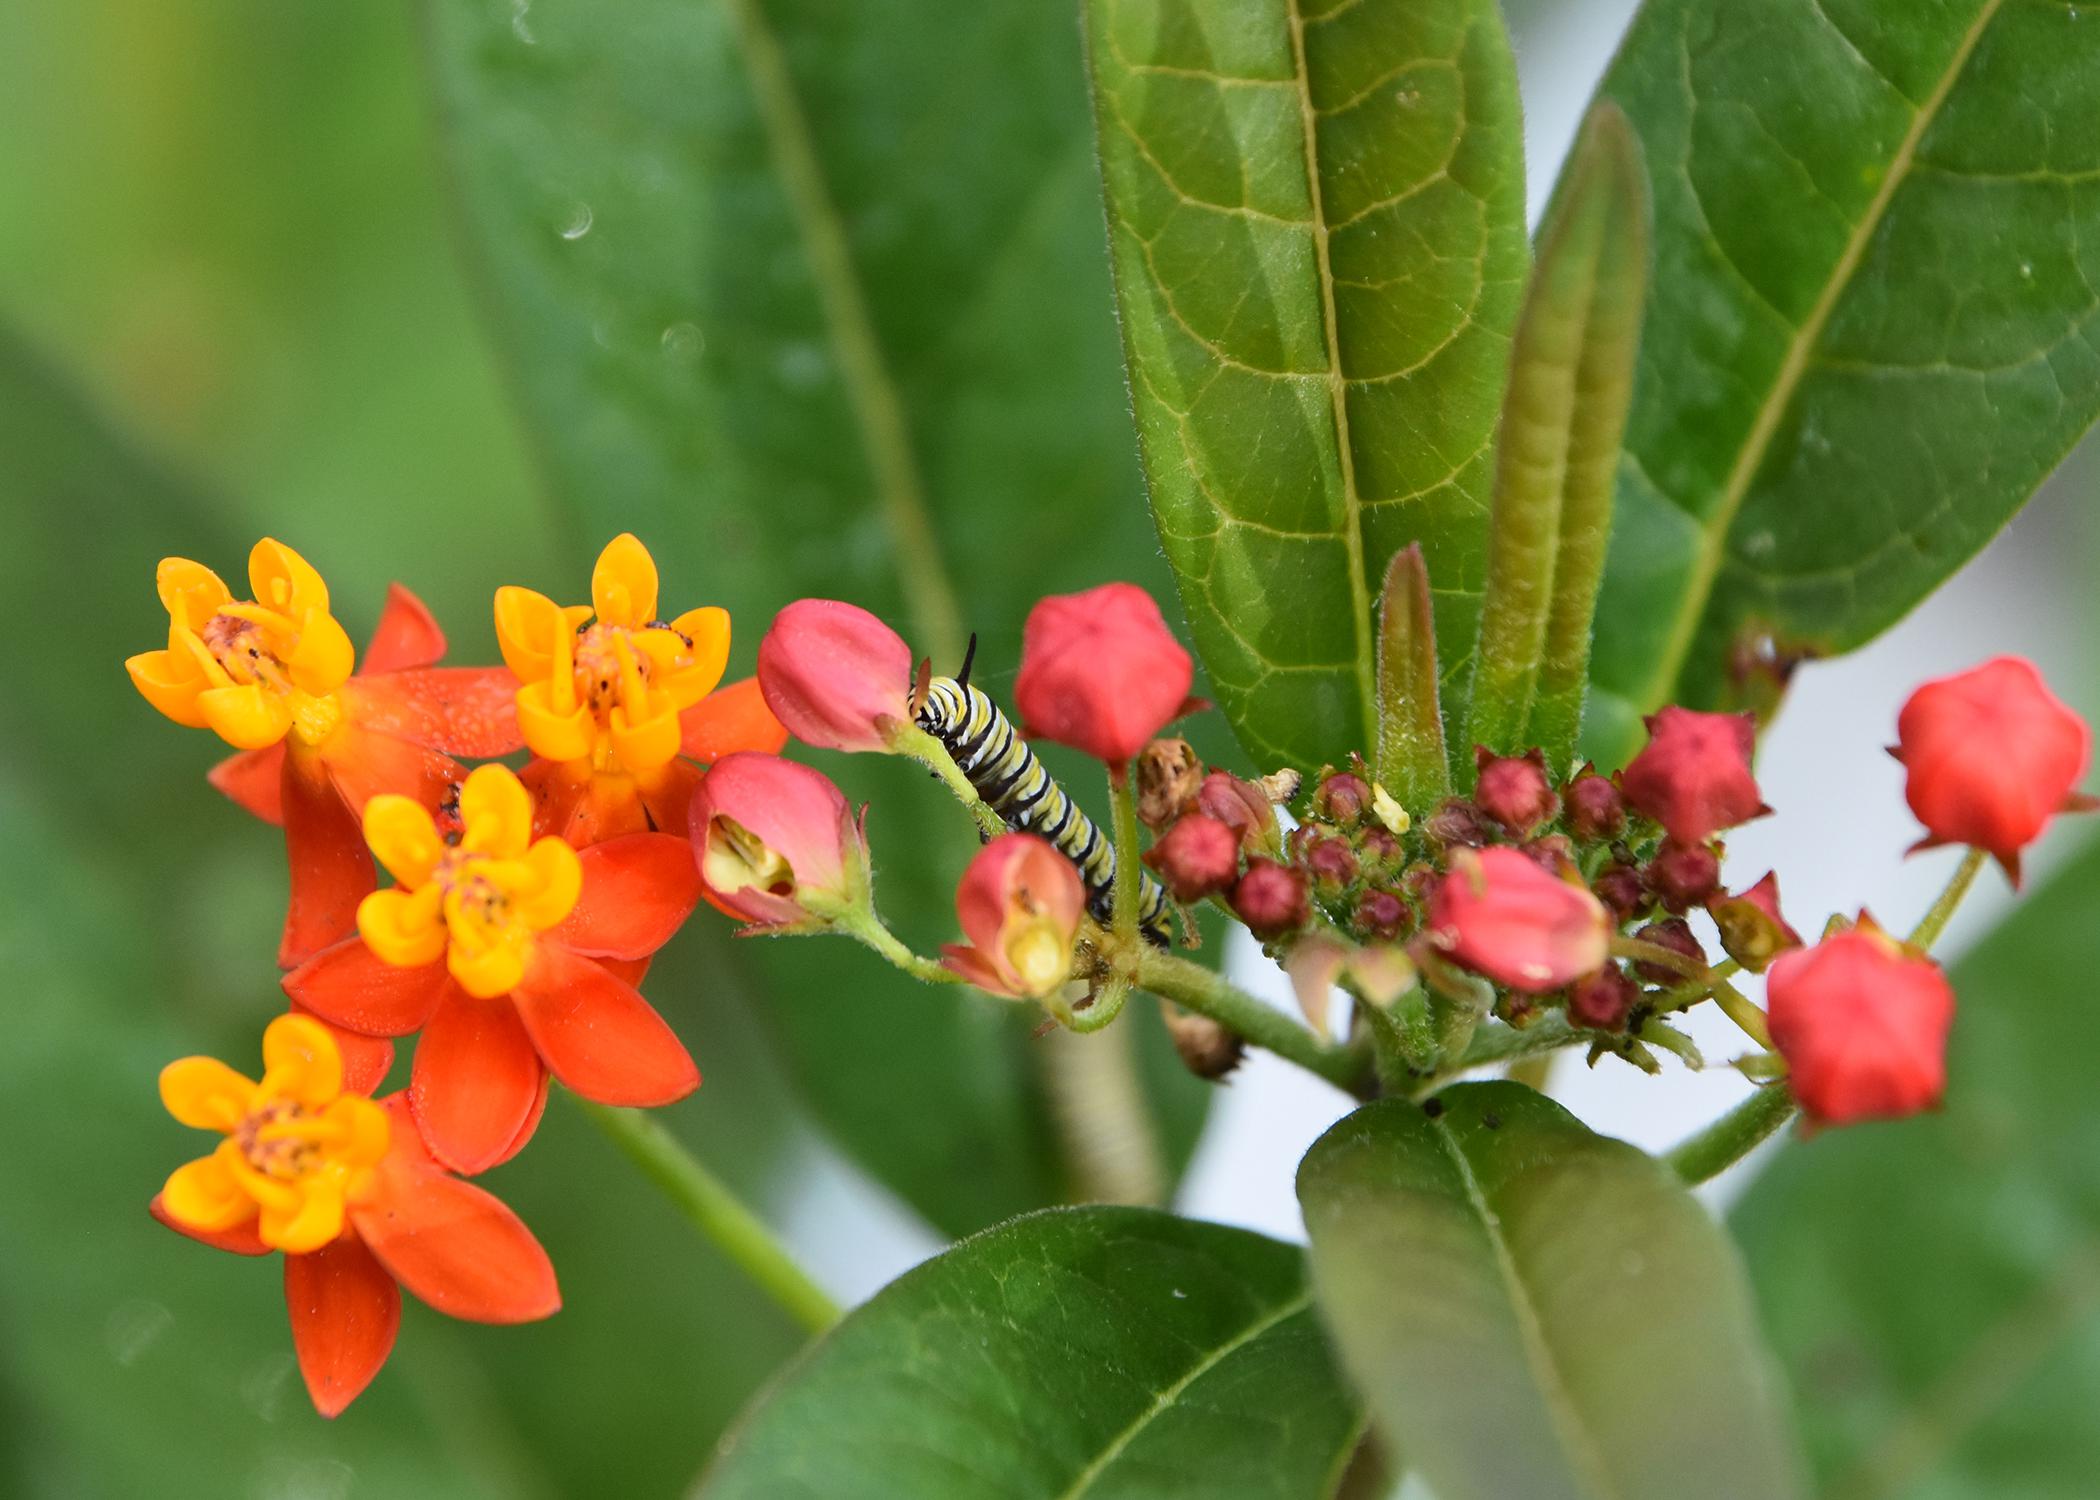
[
  {"left": 1314, "top": 771, "right": 1370, "bottom": 825},
  {"left": 690, "top": 753, "right": 866, "bottom": 927},
  {"left": 1355, "top": 888, "right": 1406, "bottom": 941},
  {"left": 1621, "top": 706, "right": 1767, "bottom": 844},
  {"left": 1591, "top": 862, "right": 1646, "bottom": 922},
  {"left": 1645, "top": 839, "right": 1721, "bottom": 913},
  {"left": 1894, "top": 655, "right": 2093, "bottom": 883},
  {"left": 1231, "top": 859, "right": 1309, "bottom": 939},
  {"left": 1567, "top": 964, "right": 1639, "bottom": 1032},
  {"left": 1708, "top": 872, "right": 1801, "bottom": 973},
  {"left": 1143, "top": 814, "right": 1241, "bottom": 903},
  {"left": 939, "top": 834, "right": 1086, "bottom": 1000},
  {"left": 1767, "top": 919, "right": 1954, "bottom": 1126},
  {"left": 1014, "top": 583, "right": 1193, "bottom": 765},
  {"left": 1427, "top": 847, "right": 1610, "bottom": 993},
  {"left": 756, "top": 599, "right": 915, "bottom": 754},
  {"left": 1134, "top": 738, "right": 1204, "bottom": 830},
  {"left": 1474, "top": 749, "right": 1557, "bottom": 835},
  {"left": 1303, "top": 833, "right": 1360, "bottom": 891},
  {"left": 1196, "top": 771, "right": 1276, "bottom": 851},
  {"left": 1631, "top": 917, "right": 1704, "bottom": 983},
  {"left": 1563, "top": 767, "right": 1625, "bottom": 841}
]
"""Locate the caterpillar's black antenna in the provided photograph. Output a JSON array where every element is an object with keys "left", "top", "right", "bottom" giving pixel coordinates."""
[{"left": 956, "top": 632, "right": 980, "bottom": 690}]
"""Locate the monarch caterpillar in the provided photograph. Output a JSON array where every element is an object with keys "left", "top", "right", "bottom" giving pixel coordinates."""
[{"left": 915, "top": 647, "right": 1174, "bottom": 946}]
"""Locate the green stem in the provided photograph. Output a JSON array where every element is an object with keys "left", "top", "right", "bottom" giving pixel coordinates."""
[
  {"left": 1708, "top": 976, "right": 1772, "bottom": 1049},
  {"left": 832, "top": 905, "right": 963, "bottom": 985},
  {"left": 1135, "top": 951, "right": 1371, "bottom": 1095},
  {"left": 1908, "top": 847, "right": 1987, "bottom": 950},
  {"left": 1414, "top": 1015, "right": 1580, "bottom": 1095},
  {"left": 1666, "top": 1084, "right": 1796, "bottom": 1185},
  {"left": 571, "top": 1097, "right": 840, "bottom": 1335},
  {"left": 1108, "top": 768, "right": 1143, "bottom": 948},
  {"left": 889, "top": 723, "right": 1006, "bottom": 839}
]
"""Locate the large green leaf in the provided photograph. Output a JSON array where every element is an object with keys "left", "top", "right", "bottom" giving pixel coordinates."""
[
  {"left": 1733, "top": 835, "right": 2100, "bottom": 1498},
  {"left": 1584, "top": 0, "right": 2100, "bottom": 765},
  {"left": 1085, "top": 0, "right": 1529, "bottom": 775},
  {"left": 699, "top": 1206, "right": 1363, "bottom": 1498},
  {"left": 1298, "top": 1084, "right": 1804, "bottom": 1500},
  {"left": 422, "top": 0, "right": 1211, "bottom": 1235},
  {"left": 0, "top": 335, "right": 807, "bottom": 1497}
]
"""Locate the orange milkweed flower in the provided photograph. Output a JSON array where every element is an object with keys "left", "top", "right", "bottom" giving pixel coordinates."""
[
  {"left": 125, "top": 541, "right": 523, "bottom": 966},
  {"left": 284, "top": 764, "right": 703, "bottom": 1174},
  {"left": 496, "top": 533, "right": 787, "bottom": 845},
  {"left": 152, "top": 1014, "right": 560, "bottom": 1417}
]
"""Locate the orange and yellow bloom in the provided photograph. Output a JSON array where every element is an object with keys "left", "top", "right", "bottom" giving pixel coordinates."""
[
  {"left": 127, "top": 541, "right": 522, "bottom": 966},
  {"left": 497, "top": 533, "right": 786, "bottom": 843},
  {"left": 153, "top": 1016, "right": 559, "bottom": 1416},
  {"left": 286, "top": 764, "right": 703, "bottom": 1174}
]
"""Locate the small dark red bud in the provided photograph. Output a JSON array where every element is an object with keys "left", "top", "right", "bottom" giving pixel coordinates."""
[
  {"left": 1358, "top": 825, "right": 1403, "bottom": 867},
  {"left": 1591, "top": 862, "right": 1645, "bottom": 921},
  {"left": 1632, "top": 917, "right": 1705, "bottom": 983},
  {"left": 1196, "top": 771, "right": 1276, "bottom": 850},
  {"left": 1304, "top": 834, "right": 1360, "bottom": 891},
  {"left": 1401, "top": 865, "right": 1439, "bottom": 904},
  {"left": 1424, "top": 797, "right": 1490, "bottom": 848},
  {"left": 1134, "top": 738, "right": 1204, "bottom": 830},
  {"left": 1315, "top": 771, "right": 1370, "bottom": 825},
  {"left": 1645, "top": 839, "right": 1721, "bottom": 913},
  {"left": 1520, "top": 834, "right": 1578, "bottom": 878},
  {"left": 1142, "top": 814, "right": 1241, "bottom": 903},
  {"left": 1355, "top": 888, "right": 1407, "bottom": 941},
  {"left": 1567, "top": 964, "right": 1639, "bottom": 1032},
  {"left": 1473, "top": 748, "right": 1558, "bottom": 835},
  {"left": 1231, "top": 859, "right": 1310, "bottom": 939},
  {"left": 1563, "top": 767, "right": 1625, "bottom": 841}
]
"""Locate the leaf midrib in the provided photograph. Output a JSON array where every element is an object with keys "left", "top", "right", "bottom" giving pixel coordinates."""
[
  {"left": 1283, "top": 0, "right": 1380, "bottom": 757},
  {"left": 1639, "top": 0, "right": 2008, "bottom": 708},
  {"left": 1049, "top": 1290, "right": 1315, "bottom": 1498},
  {"left": 1430, "top": 1120, "right": 1620, "bottom": 1500}
]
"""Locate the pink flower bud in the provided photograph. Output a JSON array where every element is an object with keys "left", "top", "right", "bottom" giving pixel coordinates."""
[
  {"left": 1134, "top": 738, "right": 1204, "bottom": 830},
  {"left": 1708, "top": 872, "right": 1801, "bottom": 973},
  {"left": 689, "top": 753, "right": 866, "bottom": 926},
  {"left": 1474, "top": 749, "right": 1557, "bottom": 835},
  {"left": 1427, "top": 847, "right": 1610, "bottom": 993},
  {"left": 756, "top": 600, "right": 914, "bottom": 754},
  {"left": 1196, "top": 771, "right": 1277, "bottom": 851},
  {"left": 939, "top": 834, "right": 1086, "bottom": 1000},
  {"left": 1563, "top": 767, "right": 1625, "bottom": 841},
  {"left": 1354, "top": 887, "right": 1407, "bottom": 941},
  {"left": 1621, "top": 706, "right": 1767, "bottom": 844},
  {"left": 1314, "top": 771, "right": 1370, "bottom": 825},
  {"left": 1143, "top": 814, "right": 1241, "bottom": 903},
  {"left": 1568, "top": 964, "right": 1639, "bottom": 1032},
  {"left": 1014, "top": 583, "right": 1193, "bottom": 765},
  {"left": 1645, "top": 839, "right": 1721, "bottom": 913},
  {"left": 1231, "top": 859, "right": 1309, "bottom": 939},
  {"left": 1631, "top": 917, "right": 1704, "bottom": 984},
  {"left": 1894, "top": 655, "right": 2093, "bottom": 883},
  {"left": 1768, "top": 918, "right": 1954, "bottom": 1126}
]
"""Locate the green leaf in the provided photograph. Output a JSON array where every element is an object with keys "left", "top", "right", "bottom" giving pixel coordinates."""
[
  {"left": 1085, "top": 0, "right": 1529, "bottom": 775},
  {"left": 1467, "top": 104, "right": 1648, "bottom": 770},
  {"left": 1733, "top": 836, "right": 2100, "bottom": 1497},
  {"left": 1298, "top": 1083, "right": 1804, "bottom": 1500},
  {"left": 421, "top": 0, "right": 1210, "bottom": 1234},
  {"left": 1584, "top": 0, "right": 2100, "bottom": 766},
  {"left": 698, "top": 1206, "right": 1364, "bottom": 1499}
]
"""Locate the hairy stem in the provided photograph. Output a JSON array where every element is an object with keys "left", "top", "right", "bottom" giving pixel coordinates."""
[
  {"left": 888, "top": 723, "right": 1007, "bottom": 839},
  {"left": 1667, "top": 1084, "right": 1796, "bottom": 1185},
  {"left": 1108, "top": 768, "right": 1143, "bottom": 947},
  {"left": 1135, "top": 950, "right": 1371, "bottom": 1094},
  {"left": 833, "top": 907, "right": 961, "bottom": 985},
  {"left": 572, "top": 1097, "right": 839, "bottom": 1335},
  {"left": 1908, "top": 847, "right": 1987, "bottom": 949}
]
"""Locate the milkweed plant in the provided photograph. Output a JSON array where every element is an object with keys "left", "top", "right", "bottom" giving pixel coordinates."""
[{"left": 110, "top": 0, "right": 2100, "bottom": 1494}]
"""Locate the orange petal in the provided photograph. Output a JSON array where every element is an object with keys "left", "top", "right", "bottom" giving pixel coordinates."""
[
  {"left": 361, "top": 583, "right": 447, "bottom": 675},
  {"left": 678, "top": 676, "right": 789, "bottom": 763},
  {"left": 408, "top": 990, "right": 545, "bottom": 1176},
  {"left": 320, "top": 721, "right": 463, "bottom": 818},
  {"left": 634, "top": 759, "right": 703, "bottom": 840},
  {"left": 284, "top": 1235, "right": 401, "bottom": 1418},
  {"left": 280, "top": 749, "right": 376, "bottom": 969},
  {"left": 520, "top": 758, "right": 652, "bottom": 846},
  {"left": 283, "top": 939, "right": 452, "bottom": 1037},
  {"left": 151, "top": 1193, "right": 270, "bottom": 1256},
  {"left": 512, "top": 946, "right": 698, "bottom": 1106},
  {"left": 556, "top": 834, "right": 703, "bottom": 959},
  {"left": 291, "top": 1004, "right": 394, "bottom": 1095},
  {"left": 342, "top": 668, "right": 524, "bottom": 759},
  {"left": 355, "top": 1100, "right": 561, "bottom": 1325},
  {"left": 208, "top": 744, "right": 287, "bottom": 825}
]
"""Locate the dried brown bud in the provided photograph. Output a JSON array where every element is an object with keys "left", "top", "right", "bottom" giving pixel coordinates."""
[
  {"left": 1160, "top": 1001, "right": 1245, "bottom": 1081},
  {"left": 1134, "top": 738, "right": 1205, "bottom": 830}
]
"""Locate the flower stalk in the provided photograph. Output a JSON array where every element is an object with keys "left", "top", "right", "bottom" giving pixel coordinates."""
[{"left": 1134, "top": 950, "right": 1372, "bottom": 1095}]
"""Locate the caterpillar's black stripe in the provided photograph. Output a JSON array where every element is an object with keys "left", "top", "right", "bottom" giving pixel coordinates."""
[{"left": 917, "top": 677, "right": 1172, "bottom": 946}]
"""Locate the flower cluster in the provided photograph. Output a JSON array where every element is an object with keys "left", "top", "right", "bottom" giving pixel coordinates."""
[{"left": 134, "top": 536, "right": 785, "bottom": 1415}]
